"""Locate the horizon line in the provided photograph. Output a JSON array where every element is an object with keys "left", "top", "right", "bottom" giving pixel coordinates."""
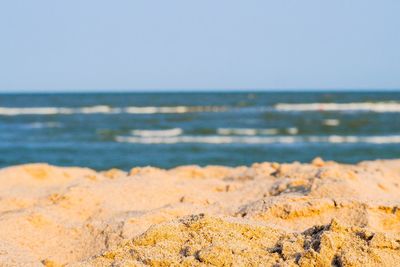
[{"left": 1, "top": 88, "right": 400, "bottom": 94}]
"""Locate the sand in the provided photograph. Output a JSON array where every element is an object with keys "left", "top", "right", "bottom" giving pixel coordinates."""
[{"left": 0, "top": 159, "right": 399, "bottom": 266}]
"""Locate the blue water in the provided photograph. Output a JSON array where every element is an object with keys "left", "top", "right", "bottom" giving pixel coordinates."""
[{"left": 0, "top": 92, "right": 399, "bottom": 170}]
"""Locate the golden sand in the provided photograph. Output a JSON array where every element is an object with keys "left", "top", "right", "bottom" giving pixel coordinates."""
[{"left": 0, "top": 159, "right": 399, "bottom": 266}]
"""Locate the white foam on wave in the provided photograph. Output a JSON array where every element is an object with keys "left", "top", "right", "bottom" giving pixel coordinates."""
[
  {"left": 27, "top": 122, "right": 63, "bottom": 129},
  {"left": 217, "top": 127, "right": 299, "bottom": 136},
  {"left": 0, "top": 107, "right": 67, "bottom": 115},
  {"left": 217, "top": 128, "right": 280, "bottom": 136},
  {"left": 116, "top": 135, "right": 293, "bottom": 144},
  {"left": 79, "top": 105, "right": 115, "bottom": 114},
  {"left": 132, "top": 128, "right": 183, "bottom": 137},
  {"left": 125, "top": 106, "right": 186, "bottom": 114},
  {"left": 275, "top": 102, "right": 400, "bottom": 112},
  {"left": 115, "top": 135, "right": 400, "bottom": 144},
  {"left": 125, "top": 106, "right": 227, "bottom": 114},
  {"left": 286, "top": 127, "right": 299, "bottom": 135},
  {"left": 0, "top": 105, "right": 114, "bottom": 115},
  {"left": 0, "top": 105, "right": 227, "bottom": 116},
  {"left": 310, "top": 135, "right": 400, "bottom": 144},
  {"left": 323, "top": 119, "right": 340, "bottom": 126}
]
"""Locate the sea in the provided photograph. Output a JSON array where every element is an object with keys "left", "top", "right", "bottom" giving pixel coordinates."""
[{"left": 0, "top": 91, "right": 399, "bottom": 170}]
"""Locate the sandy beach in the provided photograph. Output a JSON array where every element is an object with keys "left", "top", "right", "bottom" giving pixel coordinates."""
[
  {"left": 2, "top": 0, "right": 400, "bottom": 265},
  {"left": 0, "top": 159, "right": 398, "bottom": 266}
]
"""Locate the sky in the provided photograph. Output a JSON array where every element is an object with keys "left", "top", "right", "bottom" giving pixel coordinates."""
[{"left": 0, "top": 0, "right": 399, "bottom": 92}]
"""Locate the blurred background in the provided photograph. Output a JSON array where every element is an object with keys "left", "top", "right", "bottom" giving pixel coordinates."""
[{"left": 1, "top": 91, "right": 399, "bottom": 169}]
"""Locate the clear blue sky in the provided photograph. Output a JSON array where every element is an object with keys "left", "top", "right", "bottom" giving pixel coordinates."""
[{"left": 0, "top": 0, "right": 399, "bottom": 92}]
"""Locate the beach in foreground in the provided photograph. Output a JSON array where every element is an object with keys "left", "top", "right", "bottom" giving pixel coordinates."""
[{"left": 0, "top": 159, "right": 400, "bottom": 266}]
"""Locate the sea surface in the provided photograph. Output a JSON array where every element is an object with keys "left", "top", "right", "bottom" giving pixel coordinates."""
[{"left": 0, "top": 92, "right": 399, "bottom": 170}]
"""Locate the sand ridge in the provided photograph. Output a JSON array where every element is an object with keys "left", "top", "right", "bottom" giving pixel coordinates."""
[{"left": 0, "top": 159, "right": 399, "bottom": 266}]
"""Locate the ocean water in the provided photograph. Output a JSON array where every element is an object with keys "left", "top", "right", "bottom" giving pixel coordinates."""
[{"left": 0, "top": 92, "right": 399, "bottom": 170}]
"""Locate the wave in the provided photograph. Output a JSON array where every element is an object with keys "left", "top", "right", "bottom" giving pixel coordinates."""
[
  {"left": 0, "top": 105, "right": 227, "bottom": 116},
  {"left": 217, "top": 128, "right": 279, "bottom": 136},
  {"left": 132, "top": 128, "right": 183, "bottom": 137},
  {"left": 26, "top": 122, "right": 63, "bottom": 129},
  {"left": 286, "top": 127, "right": 299, "bottom": 135},
  {"left": 125, "top": 106, "right": 227, "bottom": 114},
  {"left": 3, "top": 102, "right": 400, "bottom": 116},
  {"left": 275, "top": 102, "right": 400, "bottom": 112},
  {"left": 115, "top": 134, "right": 400, "bottom": 145},
  {"left": 0, "top": 105, "right": 114, "bottom": 116},
  {"left": 217, "top": 127, "right": 299, "bottom": 136},
  {"left": 323, "top": 119, "right": 340, "bottom": 126}
]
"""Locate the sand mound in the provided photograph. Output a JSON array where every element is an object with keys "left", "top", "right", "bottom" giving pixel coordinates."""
[
  {"left": 0, "top": 159, "right": 399, "bottom": 266},
  {"left": 76, "top": 214, "right": 400, "bottom": 267}
]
